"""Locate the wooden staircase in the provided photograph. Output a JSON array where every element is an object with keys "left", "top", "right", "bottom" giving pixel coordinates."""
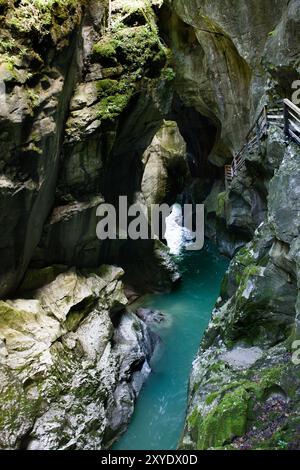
[{"left": 224, "top": 99, "right": 300, "bottom": 189}]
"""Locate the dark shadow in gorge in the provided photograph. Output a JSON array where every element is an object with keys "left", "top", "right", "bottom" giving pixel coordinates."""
[
  {"left": 100, "top": 97, "right": 222, "bottom": 293},
  {"left": 168, "top": 95, "right": 219, "bottom": 181}
]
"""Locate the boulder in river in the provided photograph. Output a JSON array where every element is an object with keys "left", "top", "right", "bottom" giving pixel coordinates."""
[{"left": 136, "top": 308, "right": 167, "bottom": 325}]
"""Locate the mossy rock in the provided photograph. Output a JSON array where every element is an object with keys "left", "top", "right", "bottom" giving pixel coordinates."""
[
  {"left": 187, "top": 362, "right": 292, "bottom": 450},
  {"left": 90, "top": 5, "right": 172, "bottom": 125},
  {"left": 18, "top": 265, "right": 67, "bottom": 293},
  {"left": 196, "top": 386, "right": 250, "bottom": 449},
  {"left": 92, "top": 39, "right": 118, "bottom": 65},
  {"left": 98, "top": 91, "right": 133, "bottom": 122},
  {"left": 216, "top": 191, "right": 228, "bottom": 219},
  {"left": 96, "top": 79, "right": 119, "bottom": 98},
  {"left": 0, "top": 0, "right": 84, "bottom": 78},
  {"left": 5, "top": 0, "right": 82, "bottom": 39}
]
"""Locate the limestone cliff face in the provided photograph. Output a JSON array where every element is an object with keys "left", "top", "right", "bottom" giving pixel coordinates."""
[
  {"left": 163, "top": 0, "right": 300, "bottom": 164},
  {"left": 181, "top": 141, "right": 300, "bottom": 450},
  {"left": 0, "top": 0, "right": 177, "bottom": 298},
  {"left": 0, "top": 0, "right": 86, "bottom": 297},
  {"left": 172, "top": 1, "right": 300, "bottom": 450},
  {"left": 141, "top": 120, "right": 188, "bottom": 208},
  {"left": 0, "top": 265, "right": 158, "bottom": 449},
  {"left": 160, "top": 0, "right": 300, "bottom": 257},
  {"left": 0, "top": 0, "right": 179, "bottom": 450},
  {"left": 0, "top": 0, "right": 300, "bottom": 452}
]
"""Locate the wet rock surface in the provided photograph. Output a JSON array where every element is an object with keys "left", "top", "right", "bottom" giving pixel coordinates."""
[
  {"left": 136, "top": 308, "right": 167, "bottom": 325},
  {"left": 220, "top": 347, "right": 263, "bottom": 370}
]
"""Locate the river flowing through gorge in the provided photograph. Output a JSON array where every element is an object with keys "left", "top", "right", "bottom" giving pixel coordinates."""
[
  {"left": 113, "top": 242, "right": 229, "bottom": 450},
  {"left": 1, "top": 0, "right": 300, "bottom": 452}
]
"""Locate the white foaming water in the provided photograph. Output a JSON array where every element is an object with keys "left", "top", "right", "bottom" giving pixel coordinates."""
[{"left": 164, "top": 203, "right": 194, "bottom": 255}]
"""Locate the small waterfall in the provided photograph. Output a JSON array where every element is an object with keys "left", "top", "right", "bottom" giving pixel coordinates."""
[{"left": 165, "top": 203, "right": 194, "bottom": 255}]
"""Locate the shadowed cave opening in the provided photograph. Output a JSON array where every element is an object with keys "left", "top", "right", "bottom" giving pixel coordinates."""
[
  {"left": 101, "top": 96, "right": 221, "bottom": 293},
  {"left": 168, "top": 95, "right": 219, "bottom": 181}
]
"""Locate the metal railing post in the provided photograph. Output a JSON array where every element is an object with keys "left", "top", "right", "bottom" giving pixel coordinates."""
[{"left": 284, "top": 101, "right": 289, "bottom": 140}]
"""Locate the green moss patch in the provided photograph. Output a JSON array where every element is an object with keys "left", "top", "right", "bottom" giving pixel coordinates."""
[
  {"left": 92, "top": 39, "right": 118, "bottom": 66},
  {"left": 5, "top": 0, "right": 82, "bottom": 39},
  {"left": 0, "top": 0, "right": 84, "bottom": 80},
  {"left": 18, "top": 265, "right": 67, "bottom": 293},
  {"left": 197, "top": 387, "right": 250, "bottom": 449},
  {"left": 187, "top": 362, "right": 293, "bottom": 450},
  {"left": 91, "top": 4, "right": 172, "bottom": 123},
  {"left": 216, "top": 191, "right": 228, "bottom": 219}
]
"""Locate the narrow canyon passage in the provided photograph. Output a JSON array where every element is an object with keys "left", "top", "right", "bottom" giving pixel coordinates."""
[
  {"left": 1, "top": 0, "right": 300, "bottom": 452},
  {"left": 113, "top": 244, "right": 229, "bottom": 450}
]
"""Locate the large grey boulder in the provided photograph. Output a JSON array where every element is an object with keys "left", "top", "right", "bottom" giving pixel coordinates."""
[{"left": 0, "top": 265, "right": 158, "bottom": 450}]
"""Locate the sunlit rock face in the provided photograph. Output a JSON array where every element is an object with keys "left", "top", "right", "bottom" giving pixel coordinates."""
[
  {"left": 141, "top": 121, "right": 188, "bottom": 207},
  {"left": 0, "top": 0, "right": 178, "bottom": 297},
  {"left": 0, "top": 265, "right": 158, "bottom": 450}
]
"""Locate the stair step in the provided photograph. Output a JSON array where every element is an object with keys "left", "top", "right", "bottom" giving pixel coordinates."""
[
  {"left": 225, "top": 98, "right": 300, "bottom": 188},
  {"left": 267, "top": 115, "right": 284, "bottom": 119}
]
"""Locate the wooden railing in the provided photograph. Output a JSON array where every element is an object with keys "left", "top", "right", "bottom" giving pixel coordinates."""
[
  {"left": 224, "top": 99, "right": 300, "bottom": 189},
  {"left": 284, "top": 99, "right": 300, "bottom": 145}
]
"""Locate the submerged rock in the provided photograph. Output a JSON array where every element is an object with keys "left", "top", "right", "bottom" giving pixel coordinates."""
[{"left": 136, "top": 308, "right": 167, "bottom": 325}]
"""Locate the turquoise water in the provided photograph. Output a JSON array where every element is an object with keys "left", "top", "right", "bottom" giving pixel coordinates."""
[{"left": 113, "top": 243, "right": 229, "bottom": 451}]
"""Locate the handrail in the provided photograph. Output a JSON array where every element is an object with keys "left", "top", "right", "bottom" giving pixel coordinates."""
[
  {"left": 224, "top": 99, "right": 300, "bottom": 189},
  {"left": 283, "top": 99, "right": 300, "bottom": 146}
]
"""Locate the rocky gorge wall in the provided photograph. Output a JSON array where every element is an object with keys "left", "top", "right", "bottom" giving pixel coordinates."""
[
  {"left": 181, "top": 135, "right": 300, "bottom": 450},
  {"left": 0, "top": 0, "right": 183, "bottom": 449},
  {"left": 169, "top": 0, "right": 300, "bottom": 450},
  {"left": 161, "top": 0, "right": 300, "bottom": 256},
  {"left": 0, "top": 0, "right": 180, "bottom": 299},
  {"left": 0, "top": 0, "right": 300, "bottom": 451},
  {"left": 0, "top": 265, "right": 158, "bottom": 449}
]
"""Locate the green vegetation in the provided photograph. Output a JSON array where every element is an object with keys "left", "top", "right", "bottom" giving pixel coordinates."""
[
  {"left": 216, "top": 191, "right": 228, "bottom": 218},
  {"left": 92, "top": 39, "right": 118, "bottom": 65},
  {"left": 91, "top": 1, "right": 173, "bottom": 123},
  {"left": 5, "top": 0, "right": 82, "bottom": 38},
  {"left": 187, "top": 363, "right": 290, "bottom": 450},
  {"left": 0, "top": 0, "right": 84, "bottom": 79},
  {"left": 197, "top": 387, "right": 250, "bottom": 449},
  {"left": 161, "top": 66, "right": 176, "bottom": 82}
]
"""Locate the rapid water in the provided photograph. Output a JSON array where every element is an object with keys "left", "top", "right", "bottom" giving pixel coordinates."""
[{"left": 113, "top": 243, "right": 229, "bottom": 450}]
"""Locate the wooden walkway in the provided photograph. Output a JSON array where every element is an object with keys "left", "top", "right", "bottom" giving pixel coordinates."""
[{"left": 225, "top": 99, "right": 300, "bottom": 189}]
